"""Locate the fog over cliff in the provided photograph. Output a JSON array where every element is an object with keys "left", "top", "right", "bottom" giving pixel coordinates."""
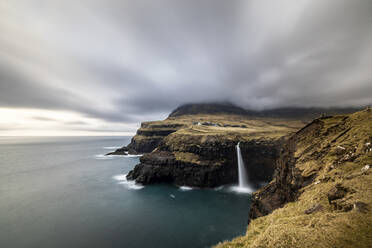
[{"left": 0, "top": 0, "right": 371, "bottom": 134}]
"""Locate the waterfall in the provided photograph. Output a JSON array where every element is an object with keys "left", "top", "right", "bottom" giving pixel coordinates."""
[{"left": 236, "top": 142, "right": 249, "bottom": 188}]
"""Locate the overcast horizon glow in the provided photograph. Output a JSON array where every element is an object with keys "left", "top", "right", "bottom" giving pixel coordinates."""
[{"left": 1, "top": 0, "right": 371, "bottom": 135}]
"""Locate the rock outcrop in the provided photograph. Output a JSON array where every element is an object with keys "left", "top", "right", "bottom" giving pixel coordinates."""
[
  {"left": 127, "top": 136, "right": 284, "bottom": 187},
  {"left": 106, "top": 146, "right": 135, "bottom": 155}
]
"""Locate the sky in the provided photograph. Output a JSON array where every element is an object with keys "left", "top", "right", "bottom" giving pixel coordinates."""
[{"left": 0, "top": 0, "right": 371, "bottom": 136}]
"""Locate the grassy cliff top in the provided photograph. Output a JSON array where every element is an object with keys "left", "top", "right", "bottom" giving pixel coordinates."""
[
  {"left": 215, "top": 108, "right": 372, "bottom": 248},
  {"left": 143, "top": 114, "right": 305, "bottom": 132},
  {"left": 133, "top": 113, "right": 305, "bottom": 165},
  {"left": 149, "top": 114, "right": 306, "bottom": 146}
]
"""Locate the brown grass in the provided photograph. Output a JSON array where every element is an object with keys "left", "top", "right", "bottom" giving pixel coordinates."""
[{"left": 215, "top": 109, "right": 372, "bottom": 248}]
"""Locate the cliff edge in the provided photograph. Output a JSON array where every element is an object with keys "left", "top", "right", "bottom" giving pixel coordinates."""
[
  {"left": 216, "top": 108, "right": 372, "bottom": 248},
  {"left": 108, "top": 103, "right": 360, "bottom": 155}
]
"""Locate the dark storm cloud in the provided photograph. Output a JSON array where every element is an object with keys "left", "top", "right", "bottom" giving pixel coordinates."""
[{"left": 0, "top": 0, "right": 371, "bottom": 129}]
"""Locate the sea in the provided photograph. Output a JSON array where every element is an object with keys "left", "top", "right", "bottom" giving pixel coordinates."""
[{"left": 0, "top": 136, "right": 251, "bottom": 248}]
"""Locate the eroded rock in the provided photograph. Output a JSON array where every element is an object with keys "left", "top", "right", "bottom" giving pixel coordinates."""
[
  {"left": 127, "top": 138, "right": 283, "bottom": 187},
  {"left": 327, "top": 184, "right": 348, "bottom": 203}
]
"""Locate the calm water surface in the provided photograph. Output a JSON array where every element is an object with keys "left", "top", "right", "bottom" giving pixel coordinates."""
[{"left": 0, "top": 136, "right": 251, "bottom": 248}]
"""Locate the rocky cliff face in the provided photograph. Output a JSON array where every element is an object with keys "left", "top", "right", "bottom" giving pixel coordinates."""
[
  {"left": 127, "top": 136, "right": 284, "bottom": 187},
  {"left": 249, "top": 120, "right": 322, "bottom": 219},
  {"left": 216, "top": 109, "right": 372, "bottom": 248},
  {"left": 106, "top": 121, "right": 186, "bottom": 155},
  {"left": 126, "top": 115, "right": 301, "bottom": 187},
  {"left": 127, "top": 122, "right": 187, "bottom": 153},
  {"left": 249, "top": 110, "right": 372, "bottom": 220},
  {"left": 127, "top": 122, "right": 186, "bottom": 153}
]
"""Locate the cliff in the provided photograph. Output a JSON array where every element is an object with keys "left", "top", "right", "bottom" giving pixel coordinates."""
[
  {"left": 106, "top": 120, "right": 187, "bottom": 155},
  {"left": 108, "top": 103, "right": 360, "bottom": 155},
  {"left": 126, "top": 121, "right": 187, "bottom": 153},
  {"left": 216, "top": 108, "right": 372, "bottom": 248},
  {"left": 126, "top": 114, "right": 305, "bottom": 187}
]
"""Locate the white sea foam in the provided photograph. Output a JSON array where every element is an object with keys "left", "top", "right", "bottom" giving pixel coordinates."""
[
  {"left": 125, "top": 154, "right": 143, "bottom": 158},
  {"left": 103, "top": 146, "right": 122, "bottom": 149},
  {"left": 94, "top": 154, "right": 114, "bottom": 160},
  {"left": 112, "top": 174, "right": 127, "bottom": 181},
  {"left": 112, "top": 174, "right": 144, "bottom": 190},
  {"left": 179, "top": 186, "right": 193, "bottom": 191},
  {"left": 169, "top": 194, "right": 176, "bottom": 198},
  {"left": 214, "top": 185, "right": 225, "bottom": 191},
  {"left": 229, "top": 185, "right": 253, "bottom": 194},
  {"left": 94, "top": 154, "right": 142, "bottom": 160}
]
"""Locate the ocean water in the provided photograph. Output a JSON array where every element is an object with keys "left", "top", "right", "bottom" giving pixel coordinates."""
[{"left": 0, "top": 136, "right": 251, "bottom": 248}]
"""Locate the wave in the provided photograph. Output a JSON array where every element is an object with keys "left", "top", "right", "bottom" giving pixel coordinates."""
[
  {"left": 112, "top": 174, "right": 144, "bottom": 190},
  {"left": 125, "top": 154, "right": 143, "bottom": 158},
  {"left": 94, "top": 154, "right": 114, "bottom": 160},
  {"left": 179, "top": 186, "right": 193, "bottom": 191},
  {"left": 228, "top": 185, "right": 253, "bottom": 194},
  {"left": 94, "top": 154, "right": 142, "bottom": 160},
  {"left": 214, "top": 185, "right": 225, "bottom": 191},
  {"left": 103, "top": 146, "right": 122, "bottom": 149},
  {"left": 112, "top": 174, "right": 127, "bottom": 181}
]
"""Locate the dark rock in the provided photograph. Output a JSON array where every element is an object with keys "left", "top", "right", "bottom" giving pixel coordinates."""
[
  {"left": 201, "top": 122, "right": 215, "bottom": 126},
  {"left": 136, "top": 129, "right": 177, "bottom": 137},
  {"left": 327, "top": 184, "right": 348, "bottom": 203},
  {"left": 127, "top": 137, "right": 163, "bottom": 153},
  {"left": 127, "top": 155, "right": 235, "bottom": 187},
  {"left": 326, "top": 184, "right": 357, "bottom": 211},
  {"left": 249, "top": 119, "right": 324, "bottom": 220},
  {"left": 335, "top": 202, "right": 353, "bottom": 212},
  {"left": 304, "top": 204, "right": 324, "bottom": 214},
  {"left": 126, "top": 123, "right": 186, "bottom": 153},
  {"left": 127, "top": 138, "right": 283, "bottom": 188},
  {"left": 106, "top": 146, "right": 138, "bottom": 155}
]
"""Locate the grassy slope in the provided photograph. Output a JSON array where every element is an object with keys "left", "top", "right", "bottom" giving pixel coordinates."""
[{"left": 215, "top": 109, "right": 372, "bottom": 248}]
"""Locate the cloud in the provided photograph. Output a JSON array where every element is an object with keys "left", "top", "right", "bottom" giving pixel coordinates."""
[
  {"left": 0, "top": 108, "right": 138, "bottom": 136},
  {"left": 0, "top": 0, "right": 371, "bottom": 134}
]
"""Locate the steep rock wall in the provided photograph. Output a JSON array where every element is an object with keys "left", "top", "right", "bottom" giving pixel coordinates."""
[{"left": 127, "top": 132, "right": 284, "bottom": 187}]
